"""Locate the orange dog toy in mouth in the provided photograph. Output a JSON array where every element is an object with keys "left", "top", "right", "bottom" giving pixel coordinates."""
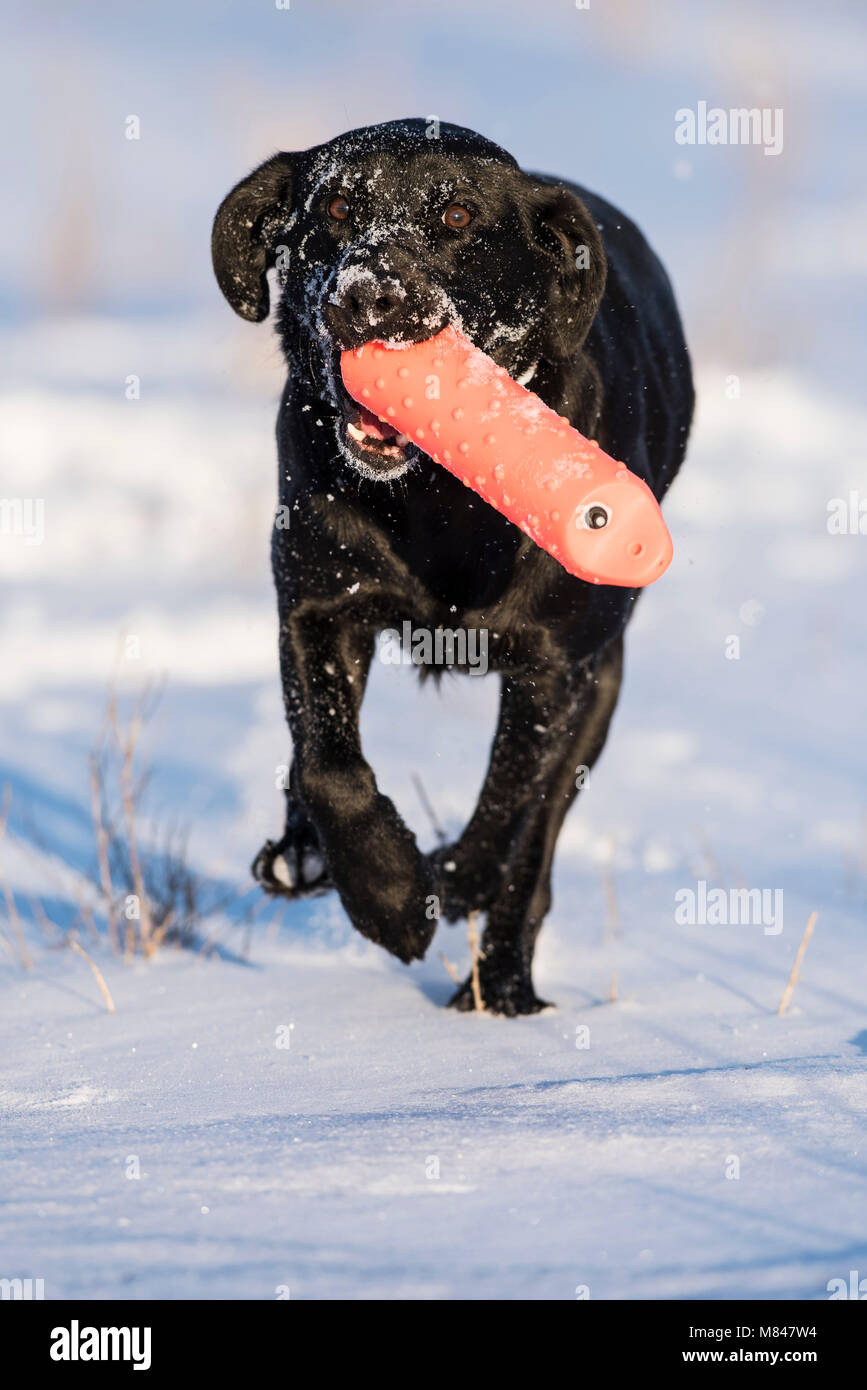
[{"left": 341, "top": 324, "right": 673, "bottom": 588}]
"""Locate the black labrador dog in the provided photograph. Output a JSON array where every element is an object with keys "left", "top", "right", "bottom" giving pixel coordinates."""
[{"left": 212, "top": 118, "right": 693, "bottom": 1015}]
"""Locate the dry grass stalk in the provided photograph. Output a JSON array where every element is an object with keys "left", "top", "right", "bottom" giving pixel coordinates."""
[
  {"left": 438, "top": 951, "right": 462, "bottom": 985},
  {"left": 114, "top": 699, "right": 154, "bottom": 957},
  {"left": 69, "top": 935, "right": 116, "bottom": 1014},
  {"left": 603, "top": 870, "right": 618, "bottom": 939},
  {"left": 777, "top": 911, "right": 818, "bottom": 1017},
  {"left": 30, "top": 897, "right": 61, "bottom": 942},
  {"left": 72, "top": 885, "right": 100, "bottom": 945},
  {"left": 150, "top": 909, "right": 175, "bottom": 951},
  {"left": 1, "top": 872, "right": 33, "bottom": 971},
  {"left": 411, "top": 770, "right": 447, "bottom": 845},
  {"left": 467, "top": 910, "right": 484, "bottom": 1013},
  {"left": 609, "top": 970, "right": 618, "bottom": 1003},
  {"left": 0, "top": 786, "right": 29, "bottom": 967},
  {"left": 89, "top": 753, "right": 119, "bottom": 952},
  {"left": 2, "top": 679, "right": 230, "bottom": 972}
]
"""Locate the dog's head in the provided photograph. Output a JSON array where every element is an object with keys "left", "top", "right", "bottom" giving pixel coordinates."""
[{"left": 213, "top": 119, "right": 606, "bottom": 480}]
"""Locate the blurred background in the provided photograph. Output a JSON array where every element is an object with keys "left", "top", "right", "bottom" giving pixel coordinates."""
[
  {"left": 0, "top": 0, "right": 865, "bottom": 937},
  {"left": 3, "top": 0, "right": 864, "bottom": 378},
  {"left": 2, "top": 0, "right": 867, "bottom": 1305}
]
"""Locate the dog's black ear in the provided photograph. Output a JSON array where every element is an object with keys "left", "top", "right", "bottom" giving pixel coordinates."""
[
  {"left": 212, "top": 153, "right": 295, "bottom": 322},
  {"left": 530, "top": 183, "right": 607, "bottom": 349}
]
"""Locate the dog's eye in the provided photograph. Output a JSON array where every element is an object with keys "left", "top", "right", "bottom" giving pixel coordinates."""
[
  {"left": 443, "top": 203, "right": 473, "bottom": 229},
  {"left": 584, "top": 505, "right": 610, "bottom": 530},
  {"left": 328, "top": 195, "right": 350, "bottom": 221}
]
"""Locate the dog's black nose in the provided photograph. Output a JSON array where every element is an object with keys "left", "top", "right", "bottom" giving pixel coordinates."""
[{"left": 323, "top": 272, "right": 409, "bottom": 347}]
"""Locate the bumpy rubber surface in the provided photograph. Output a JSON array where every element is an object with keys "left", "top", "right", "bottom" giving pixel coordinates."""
[{"left": 341, "top": 325, "right": 673, "bottom": 588}]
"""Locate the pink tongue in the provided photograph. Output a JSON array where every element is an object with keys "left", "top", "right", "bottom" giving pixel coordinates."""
[{"left": 358, "top": 406, "right": 398, "bottom": 441}]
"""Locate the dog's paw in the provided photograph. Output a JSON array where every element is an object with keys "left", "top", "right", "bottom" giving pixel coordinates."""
[
  {"left": 448, "top": 967, "right": 553, "bottom": 1017},
  {"left": 379, "top": 914, "right": 438, "bottom": 966},
  {"left": 345, "top": 857, "right": 439, "bottom": 965},
  {"left": 251, "top": 803, "right": 333, "bottom": 899}
]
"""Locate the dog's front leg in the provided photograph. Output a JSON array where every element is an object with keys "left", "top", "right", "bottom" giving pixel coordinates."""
[
  {"left": 447, "top": 638, "right": 624, "bottom": 1014},
  {"left": 279, "top": 610, "right": 437, "bottom": 964}
]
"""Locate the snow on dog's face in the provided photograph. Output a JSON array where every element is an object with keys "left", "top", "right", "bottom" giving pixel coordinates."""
[{"left": 213, "top": 119, "right": 605, "bottom": 481}]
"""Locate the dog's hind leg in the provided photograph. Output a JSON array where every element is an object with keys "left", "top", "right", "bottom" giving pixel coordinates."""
[{"left": 447, "top": 637, "right": 623, "bottom": 1015}]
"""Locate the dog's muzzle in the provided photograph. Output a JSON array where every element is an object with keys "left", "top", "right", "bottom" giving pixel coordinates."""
[{"left": 322, "top": 262, "right": 448, "bottom": 476}]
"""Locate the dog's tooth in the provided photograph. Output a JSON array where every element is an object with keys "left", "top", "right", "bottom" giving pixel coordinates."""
[
  {"left": 346, "top": 422, "right": 367, "bottom": 443},
  {"left": 395, "top": 433, "right": 409, "bottom": 446}
]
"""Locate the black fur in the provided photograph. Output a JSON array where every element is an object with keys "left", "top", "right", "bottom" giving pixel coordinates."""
[{"left": 213, "top": 118, "right": 693, "bottom": 1015}]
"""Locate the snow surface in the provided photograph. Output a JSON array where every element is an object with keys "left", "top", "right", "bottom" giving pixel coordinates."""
[
  {"left": 3, "top": 0, "right": 866, "bottom": 1303},
  {"left": 1, "top": 312, "right": 865, "bottom": 1300}
]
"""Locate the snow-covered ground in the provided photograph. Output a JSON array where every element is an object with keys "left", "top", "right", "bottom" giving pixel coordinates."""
[{"left": 1, "top": 312, "right": 865, "bottom": 1299}]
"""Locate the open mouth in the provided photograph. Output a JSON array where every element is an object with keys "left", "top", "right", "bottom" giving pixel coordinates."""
[
  {"left": 345, "top": 403, "right": 410, "bottom": 460},
  {"left": 333, "top": 371, "right": 416, "bottom": 476}
]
